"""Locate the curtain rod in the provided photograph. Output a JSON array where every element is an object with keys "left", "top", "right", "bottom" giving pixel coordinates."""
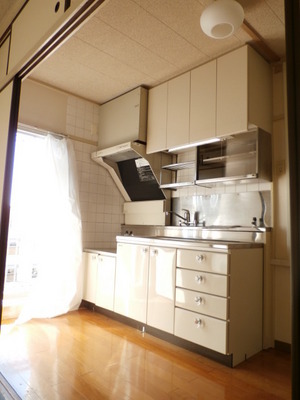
[{"left": 17, "top": 123, "right": 98, "bottom": 146}]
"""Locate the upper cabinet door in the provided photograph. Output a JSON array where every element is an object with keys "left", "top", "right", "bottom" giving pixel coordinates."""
[
  {"left": 190, "top": 60, "right": 217, "bottom": 143},
  {"left": 146, "top": 82, "right": 168, "bottom": 154},
  {"left": 216, "top": 45, "right": 272, "bottom": 137},
  {"left": 167, "top": 72, "right": 190, "bottom": 149},
  {"left": 216, "top": 46, "right": 248, "bottom": 136}
]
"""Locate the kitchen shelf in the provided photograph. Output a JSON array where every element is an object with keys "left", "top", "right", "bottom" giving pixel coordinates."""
[
  {"left": 160, "top": 181, "right": 195, "bottom": 189},
  {"left": 161, "top": 161, "right": 196, "bottom": 171},
  {"left": 202, "top": 150, "right": 256, "bottom": 164},
  {"left": 197, "top": 130, "right": 271, "bottom": 183},
  {"left": 160, "top": 160, "right": 196, "bottom": 189}
]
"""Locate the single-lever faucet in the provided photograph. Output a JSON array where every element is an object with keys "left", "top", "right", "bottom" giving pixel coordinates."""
[{"left": 166, "top": 209, "right": 190, "bottom": 226}]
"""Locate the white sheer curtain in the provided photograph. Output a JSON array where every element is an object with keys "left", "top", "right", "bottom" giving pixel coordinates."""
[{"left": 15, "top": 133, "right": 83, "bottom": 323}]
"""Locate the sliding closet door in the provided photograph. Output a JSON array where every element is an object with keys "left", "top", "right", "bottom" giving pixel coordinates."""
[{"left": 0, "top": 78, "right": 21, "bottom": 325}]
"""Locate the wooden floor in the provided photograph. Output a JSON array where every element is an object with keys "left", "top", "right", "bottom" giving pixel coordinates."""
[{"left": 0, "top": 308, "right": 291, "bottom": 400}]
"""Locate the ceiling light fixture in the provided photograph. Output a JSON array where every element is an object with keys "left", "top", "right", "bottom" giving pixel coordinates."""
[
  {"left": 168, "top": 137, "right": 220, "bottom": 153},
  {"left": 200, "top": 0, "right": 244, "bottom": 39}
]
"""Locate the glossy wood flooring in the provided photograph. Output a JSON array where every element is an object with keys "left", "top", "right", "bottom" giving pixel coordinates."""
[{"left": 0, "top": 309, "right": 291, "bottom": 399}]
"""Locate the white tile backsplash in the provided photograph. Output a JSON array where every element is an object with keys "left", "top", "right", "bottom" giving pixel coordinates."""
[{"left": 67, "top": 95, "right": 124, "bottom": 251}]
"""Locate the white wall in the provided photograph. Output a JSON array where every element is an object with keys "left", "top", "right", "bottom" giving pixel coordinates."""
[{"left": 271, "top": 64, "right": 291, "bottom": 345}]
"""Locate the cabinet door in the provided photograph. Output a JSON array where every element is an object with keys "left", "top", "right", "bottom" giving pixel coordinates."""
[
  {"left": 167, "top": 72, "right": 190, "bottom": 149},
  {"left": 190, "top": 60, "right": 217, "bottom": 143},
  {"left": 95, "top": 255, "right": 116, "bottom": 311},
  {"left": 174, "top": 307, "right": 228, "bottom": 354},
  {"left": 147, "top": 247, "right": 176, "bottom": 333},
  {"left": 82, "top": 252, "right": 98, "bottom": 304},
  {"left": 99, "top": 87, "right": 147, "bottom": 148},
  {"left": 146, "top": 82, "right": 168, "bottom": 153},
  {"left": 216, "top": 46, "right": 248, "bottom": 137},
  {"left": 114, "top": 243, "right": 149, "bottom": 323}
]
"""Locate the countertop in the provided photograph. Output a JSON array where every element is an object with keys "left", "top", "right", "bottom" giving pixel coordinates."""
[
  {"left": 84, "top": 248, "right": 116, "bottom": 256},
  {"left": 116, "top": 235, "right": 264, "bottom": 251},
  {"left": 120, "top": 224, "right": 270, "bottom": 245}
]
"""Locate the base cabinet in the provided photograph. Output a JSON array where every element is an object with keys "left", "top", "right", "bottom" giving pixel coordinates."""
[
  {"left": 82, "top": 252, "right": 98, "bottom": 304},
  {"left": 147, "top": 247, "right": 176, "bottom": 333},
  {"left": 95, "top": 254, "right": 116, "bottom": 311},
  {"left": 175, "top": 247, "right": 263, "bottom": 367},
  {"left": 175, "top": 307, "right": 228, "bottom": 354},
  {"left": 114, "top": 243, "right": 149, "bottom": 323},
  {"left": 82, "top": 251, "right": 116, "bottom": 310},
  {"left": 94, "top": 238, "right": 264, "bottom": 367}
]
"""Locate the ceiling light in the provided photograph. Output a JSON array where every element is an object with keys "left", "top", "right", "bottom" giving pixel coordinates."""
[
  {"left": 168, "top": 137, "right": 220, "bottom": 153},
  {"left": 200, "top": 0, "right": 244, "bottom": 39}
]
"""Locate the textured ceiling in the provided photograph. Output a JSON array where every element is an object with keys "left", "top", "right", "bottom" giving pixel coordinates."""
[{"left": 0, "top": 0, "right": 286, "bottom": 104}]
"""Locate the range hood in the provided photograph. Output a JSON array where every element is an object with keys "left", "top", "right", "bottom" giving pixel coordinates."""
[{"left": 91, "top": 142, "right": 171, "bottom": 202}]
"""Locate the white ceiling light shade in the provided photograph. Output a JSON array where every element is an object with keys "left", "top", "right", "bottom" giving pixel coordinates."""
[{"left": 200, "top": 0, "right": 244, "bottom": 39}]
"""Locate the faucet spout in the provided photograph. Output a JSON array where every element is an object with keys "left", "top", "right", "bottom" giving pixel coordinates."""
[{"left": 166, "top": 209, "right": 191, "bottom": 226}]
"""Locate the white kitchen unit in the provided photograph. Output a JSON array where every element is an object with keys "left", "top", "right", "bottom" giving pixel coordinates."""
[
  {"left": 147, "top": 45, "right": 272, "bottom": 154},
  {"left": 98, "top": 86, "right": 148, "bottom": 149},
  {"left": 146, "top": 82, "right": 168, "bottom": 153},
  {"left": 95, "top": 254, "right": 116, "bottom": 311},
  {"left": 82, "top": 251, "right": 98, "bottom": 304},
  {"left": 146, "top": 72, "right": 190, "bottom": 153},
  {"left": 216, "top": 45, "right": 272, "bottom": 137},
  {"left": 190, "top": 60, "right": 217, "bottom": 144},
  {"left": 114, "top": 242, "right": 149, "bottom": 323},
  {"left": 174, "top": 247, "right": 263, "bottom": 367},
  {"left": 167, "top": 72, "right": 190, "bottom": 150},
  {"left": 147, "top": 246, "right": 176, "bottom": 333}
]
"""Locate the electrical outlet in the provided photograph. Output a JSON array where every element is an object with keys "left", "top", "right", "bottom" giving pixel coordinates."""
[{"left": 276, "top": 160, "right": 286, "bottom": 175}]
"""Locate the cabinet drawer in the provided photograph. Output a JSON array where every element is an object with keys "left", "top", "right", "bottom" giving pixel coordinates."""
[
  {"left": 177, "top": 249, "right": 228, "bottom": 274},
  {"left": 174, "top": 307, "right": 228, "bottom": 354},
  {"left": 176, "top": 288, "right": 228, "bottom": 320},
  {"left": 176, "top": 268, "right": 229, "bottom": 297}
]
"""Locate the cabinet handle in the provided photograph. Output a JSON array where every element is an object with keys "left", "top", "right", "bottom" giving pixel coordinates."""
[
  {"left": 151, "top": 249, "right": 158, "bottom": 256},
  {"left": 196, "top": 254, "right": 205, "bottom": 262},
  {"left": 195, "top": 296, "right": 204, "bottom": 305},
  {"left": 195, "top": 275, "right": 204, "bottom": 284},
  {"left": 194, "top": 318, "right": 203, "bottom": 328},
  {"left": 142, "top": 247, "right": 148, "bottom": 253}
]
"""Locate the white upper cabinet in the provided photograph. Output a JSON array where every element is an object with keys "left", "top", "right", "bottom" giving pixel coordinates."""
[
  {"left": 166, "top": 72, "right": 190, "bottom": 150},
  {"left": 146, "top": 72, "right": 190, "bottom": 154},
  {"left": 146, "top": 45, "right": 272, "bottom": 153},
  {"left": 98, "top": 87, "right": 148, "bottom": 149},
  {"left": 216, "top": 45, "right": 272, "bottom": 137},
  {"left": 190, "top": 60, "right": 217, "bottom": 143},
  {"left": 146, "top": 82, "right": 168, "bottom": 153}
]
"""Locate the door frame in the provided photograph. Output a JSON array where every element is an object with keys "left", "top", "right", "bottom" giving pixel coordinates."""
[
  {"left": 0, "top": 77, "right": 21, "bottom": 324},
  {"left": 285, "top": 0, "right": 300, "bottom": 397}
]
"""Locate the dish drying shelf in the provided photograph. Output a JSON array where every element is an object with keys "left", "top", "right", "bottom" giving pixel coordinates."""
[{"left": 159, "top": 161, "right": 196, "bottom": 189}]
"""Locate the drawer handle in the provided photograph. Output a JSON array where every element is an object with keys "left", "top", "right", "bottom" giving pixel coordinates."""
[
  {"left": 194, "top": 318, "right": 203, "bottom": 328},
  {"left": 196, "top": 254, "right": 205, "bottom": 263},
  {"left": 195, "top": 275, "right": 204, "bottom": 284},
  {"left": 195, "top": 296, "right": 204, "bottom": 305}
]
